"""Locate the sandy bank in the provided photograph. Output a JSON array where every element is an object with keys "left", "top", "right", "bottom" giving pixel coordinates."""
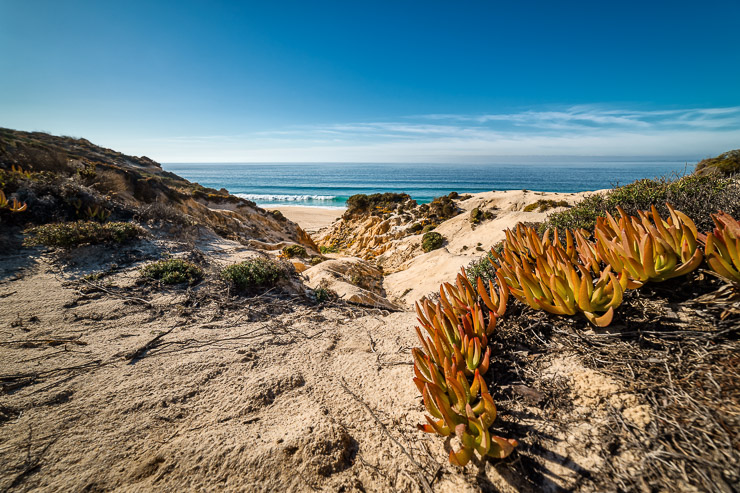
[{"left": 269, "top": 206, "right": 344, "bottom": 233}]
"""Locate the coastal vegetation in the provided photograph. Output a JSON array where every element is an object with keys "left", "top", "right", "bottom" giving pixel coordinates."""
[
  {"left": 417, "top": 200, "right": 738, "bottom": 470},
  {"left": 414, "top": 270, "right": 515, "bottom": 465},
  {"left": 421, "top": 231, "right": 444, "bottom": 252},
  {"left": 542, "top": 172, "right": 739, "bottom": 233},
  {"left": 140, "top": 258, "right": 204, "bottom": 286},
  {"left": 469, "top": 206, "right": 494, "bottom": 224},
  {"left": 0, "top": 189, "right": 27, "bottom": 213},
  {"left": 220, "top": 257, "right": 288, "bottom": 292},
  {"left": 701, "top": 211, "right": 740, "bottom": 284},
  {"left": 522, "top": 198, "right": 570, "bottom": 212},
  {"left": 23, "top": 220, "right": 144, "bottom": 248},
  {"left": 343, "top": 192, "right": 415, "bottom": 218},
  {"left": 281, "top": 244, "right": 307, "bottom": 258}
]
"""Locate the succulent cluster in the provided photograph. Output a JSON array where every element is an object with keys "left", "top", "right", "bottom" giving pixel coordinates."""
[
  {"left": 413, "top": 270, "right": 517, "bottom": 466},
  {"left": 0, "top": 189, "right": 27, "bottom": 213},
  {"left": 414, "top": 204, "right": 739, "bottom": 467},
  {"left": 700, "top": 212, "right": 740, "bottom": 285},
  {"left": 489, "top": 204, "right": 740, "bottom": 326},
  {"left": 491, "top": 225, "right": 624, "bottom": 326}
]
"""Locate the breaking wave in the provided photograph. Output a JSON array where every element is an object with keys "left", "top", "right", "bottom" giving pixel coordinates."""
[{"left": 235, "top": 194, "right": 338, "bottom": 202}]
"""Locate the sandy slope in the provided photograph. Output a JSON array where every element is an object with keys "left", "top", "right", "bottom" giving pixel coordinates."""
[{"left": 0, "top": 240, "right": 427, "bottom": 492}]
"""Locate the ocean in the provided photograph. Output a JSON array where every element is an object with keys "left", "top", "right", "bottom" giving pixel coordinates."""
[{"left": 163, "top": 160, "right": 693, "bottom": 209}]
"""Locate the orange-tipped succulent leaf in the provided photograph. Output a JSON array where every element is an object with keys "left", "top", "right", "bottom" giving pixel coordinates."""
[
  {"left": 702, "top": 212, "right": 740, "bottom": 285},
  {"left": 488, "top": 436, "right": 518, "bottom": 459}
]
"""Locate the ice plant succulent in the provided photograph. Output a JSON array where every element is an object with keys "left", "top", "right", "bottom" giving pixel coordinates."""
[
  {"left": 413, "top": 273, "right": 516, "bottom": 466},
  {"left": 493, "top": 242, "right": 625, "bottom": 327},
  {"left": 700, "top": 211, "right": 740, "bottom": 285},
  {"left": 417, "top": 367, "right": 518, "bottom": 466},
  {"left": 594, "top": 205, "right": 703, "bottom": 287}
]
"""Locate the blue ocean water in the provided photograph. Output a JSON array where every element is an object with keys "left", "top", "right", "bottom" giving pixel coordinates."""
[{"left": 163, "top": 160, "right": 693, "bottom": 209}]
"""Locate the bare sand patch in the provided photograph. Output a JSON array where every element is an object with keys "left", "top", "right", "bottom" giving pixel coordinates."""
[{"left": 269, "top": 206, "right": 344, "bottom": 234}]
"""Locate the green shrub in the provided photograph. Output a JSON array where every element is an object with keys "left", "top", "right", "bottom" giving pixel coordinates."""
[
  {"left": 523, "top": 199, "right": 570, "bottom": 213},
  {"left": 470, "top": 207, "right": 495, "bottom": 224},
  {"left": 421, "top": 231, "right": 444, "bottom": 252},
  {"left": 221, "top": 258, "right": 286, "bottom": 292},
  {"left": 282, "top": 244, "right": 307, "bottom": 258},
  {"left": 141, "top": 259, "right": 203, "bottom": 285},
  {"left": 426, "top": 195, "right": 459, "bottom": 221},
  {"left": 464, "top": 242, "right": 506, "bottom": 286},
  {"left": 270, "top": 209, "right": 287, "bottom": 221},
  {"left": 23, "top": 221, "right": 144, "bottom": 248},
  {"left": 408, "top": 222, "right": 424, "bottom": 233},
  {"left": 422, "top": 224, "right": 436, "bottom": 234},
  {"left": 543, "top": 174, "right": 739, "bottom": 234},
  {"left": 310, "top": 256, "right": 324, "bottom": 266},
  {"left": 313, "top": 286, "right": 335, "bottom": 304},
  {"left": 465, "top": 250, "right": 498, "bottom": 285}
]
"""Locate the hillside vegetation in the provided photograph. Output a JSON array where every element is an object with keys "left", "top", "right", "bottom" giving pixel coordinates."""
[
  {"left": 695, "top": 148, "right": 740, "bottom": 176},
  {"left": 0, "top": 128, "right": 316, "bottom": 250}
]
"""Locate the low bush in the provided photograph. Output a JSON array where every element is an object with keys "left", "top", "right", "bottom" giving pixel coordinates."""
[
  {"left": 270, "top": 209, "right": 287, "bottom": 221},
  {"left": 23, "top": 221, "right": 144, "bottom": 248},
  {"left": 221, "top": 258, "right": 286, "bottom": 292},
  {"left": 135, "top": 202, "right": 195, "bottom": 227},
  {"left": 408, "top": 222, "right": 424, "bottom": 234},
  {"left": 422, "top": 224, "right": 436, "bottom": 234},
  {"left": 319, "top": 245, "right": 338, "bottom": 254},
  {"left": 282, "top": 244, "right": 307, "bottom": 258},
  {"left": 470, "top": 207, "right": 495, "bottom": 224},
  {"left": 141, "top": 259, "right": 203, "bottom": 285},
  {"left": 523, "top": 199, "right": 570, "bottom": 213},
  {"left": 421, "top": 195, "right": 459, "bottom": 221},
  {"left": 314, "top": 287, "right": 334, "bottom": 304},
  {"left": 421, "top": 231, "right": 444, "bottom": 252},
  {"left": 465, "top": 250, "right": 498, "bottom": 285}
]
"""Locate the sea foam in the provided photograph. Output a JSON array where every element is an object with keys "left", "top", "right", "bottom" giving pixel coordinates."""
[{"left": 235, "top": 194, "right": 337, "bottom": 202}]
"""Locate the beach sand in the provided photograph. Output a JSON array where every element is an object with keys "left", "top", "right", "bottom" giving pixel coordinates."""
[{"left": 269, "top": 206, "right": 344, "bottom": 233}]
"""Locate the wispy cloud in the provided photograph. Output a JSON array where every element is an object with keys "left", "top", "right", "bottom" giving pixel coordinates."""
[{"left": 131, "top": 105, "right": 740, "bottom": 162}]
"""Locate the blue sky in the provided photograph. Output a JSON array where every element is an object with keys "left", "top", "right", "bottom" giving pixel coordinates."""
[{"left": 2, "top": 0, "right": 739, "bottom": 162}]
